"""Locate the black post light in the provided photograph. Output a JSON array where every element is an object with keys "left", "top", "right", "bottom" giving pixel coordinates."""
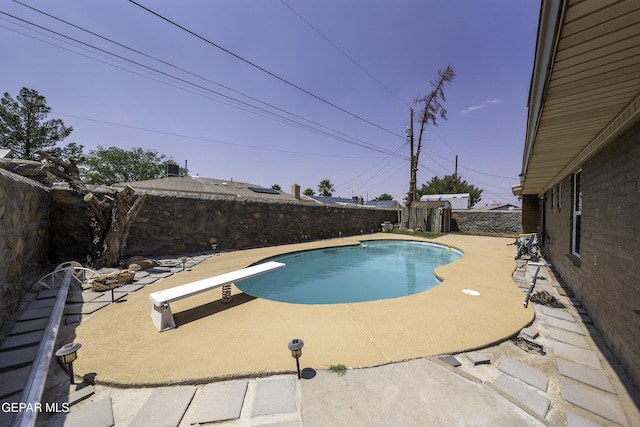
[
  {"left": 105, "top": 279, "right": 118, "bottom": 303},
  {"left": 287, "top": 338, "right": 304, "bottom": 379},
  {"left": 56, "top": 342, "right": 82, "bottom": 384}
]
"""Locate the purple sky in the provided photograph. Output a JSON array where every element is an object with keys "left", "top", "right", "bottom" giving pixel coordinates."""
[{"left": 1, "top": 0, "right": 540, "bottom": 204}]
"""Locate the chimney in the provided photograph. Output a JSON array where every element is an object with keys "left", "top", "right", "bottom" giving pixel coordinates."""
[{"left": 291, "top": 184, "right": 301, "bottom": 200}]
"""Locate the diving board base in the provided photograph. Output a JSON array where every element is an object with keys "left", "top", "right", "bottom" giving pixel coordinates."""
[{"left": 151, "top": 303, "right": 177, "bottom": 332}]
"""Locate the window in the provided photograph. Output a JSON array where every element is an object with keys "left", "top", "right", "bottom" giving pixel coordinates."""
[{"left": 572, "top": 171, "right": 582, "bottom": 256}]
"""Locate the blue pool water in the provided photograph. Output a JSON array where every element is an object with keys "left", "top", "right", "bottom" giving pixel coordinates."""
[{"left": 237, "top": 240, "right": 463, "bottom": 304}]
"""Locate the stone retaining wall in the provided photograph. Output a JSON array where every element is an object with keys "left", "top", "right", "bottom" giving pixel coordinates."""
[
  {"left": 0, "top": 169, "right": 50, "bottom": 333},
  {"left": 451, "top": 210, "right": 522, "bottom": 236},
  {"left": 50, "top": 189, "right": 400, "bottom": 261}
]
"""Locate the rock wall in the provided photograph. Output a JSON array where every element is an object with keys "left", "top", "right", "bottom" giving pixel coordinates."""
[
  {"left": 451, "top": 210, "right": 522, "bottom": 236},
  {"left": 0, "top": 169, "right": 50, "bottom": 333},
  {"left": 50, "top": 189, "right": 400, "bottom": 261}
]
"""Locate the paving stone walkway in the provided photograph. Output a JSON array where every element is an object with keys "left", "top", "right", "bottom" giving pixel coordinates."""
[
  {"left": 2, "top": 254, "right": 640, "bottom": 426},
  {"left": 0, "top": 253, "right": 213, "bottom": 427}
]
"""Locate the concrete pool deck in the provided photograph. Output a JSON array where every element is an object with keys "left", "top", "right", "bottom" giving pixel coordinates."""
[{"left": 68, "top": 234, "right": 534, "bottom": 385}]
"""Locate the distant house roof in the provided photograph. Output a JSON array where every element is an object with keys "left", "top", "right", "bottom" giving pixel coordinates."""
[
  {"left": 363, "top": 200, "right": 402, "bottom": 209},
  {"left": 0, "top": 149, "right": 13, "bottom": 159},
  {"left": 303, "top": 195, "right": 401, "bottom": 209},
  {"left": 411, "top": 200, "right": 451, "bottom": 209},
  {"left": 113, "top": 176, "right": 300, "bottom": 202},
  {"left": 419, "top": 193, "right": 470, "bottom": 210},
  {"left": 419, "top": 193, "right": 470, "bottom": 201},
  {"left": 303, "top": 195, "right": 361, "bottom": 206},
  {"left": 473, "top": 203, "right": 521, "bottom": 211}
]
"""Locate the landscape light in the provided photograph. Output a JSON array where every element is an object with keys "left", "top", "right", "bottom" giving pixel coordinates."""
[
  {"left": 287, "top": 338, "right": 304, "bottom": 379},
  {"left": 56, "top": 342, "right": 82, "bottom": 384}
]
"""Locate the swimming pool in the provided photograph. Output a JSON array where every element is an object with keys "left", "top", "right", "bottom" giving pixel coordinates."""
[{"left": 237, "top": 240, "right": 462, "bottom": 304}]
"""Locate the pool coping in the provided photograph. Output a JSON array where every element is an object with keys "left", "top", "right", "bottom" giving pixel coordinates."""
[{"left": 68, "top": 233, "right": 534, "bottom": 387}]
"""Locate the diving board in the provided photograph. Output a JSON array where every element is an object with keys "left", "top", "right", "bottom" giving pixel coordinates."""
[{"left": 149, "top": 261, "right": 285, "bottom": 331}]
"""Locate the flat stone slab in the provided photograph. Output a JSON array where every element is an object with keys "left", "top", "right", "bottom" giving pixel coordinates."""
[
  {"left": 498, "top": 357, "right": 548, "bottom": 391},
  {"left": 57, "top": 397, "right": 114, "bottom": 427},
  {"left": 91, "top": 292, "right": 127, "bottom": 303},
  {"left": 17, "top": 307, "right": 53, "bottom": 321},
  {"left": 26, "top": 298, "right": 56, "bottom": 309},
  {"left": 565, "top": 410, "right": 607, "bottom": 427},
  {"left": 493, "top": 375, "right": 550, "bottom": 418},
  {"left": 129, "top": 386, "right": 196, "bottom": 427},
  {"left": 9, "top": 318, "right": 49, "bottom": 335},
  {"left": 554, "top": 342, "right": 602, "bottom": 369},
  {"left": 561, "top": 378, "right": 628, "bottom": 426},
  {"left": 114, "top": 284, "right": 144, "bottom": 293},
  {"left": 548, "top": 327, "right": 589, "bottom": 349},
  {"left": 67, "top": 385, "right": 95, "bottom": 406},
  {"left": 67, "top": 289, "right": 103, "bottom": 303},
  {"left": 134, "top": 271, "right": 150, "bottom": 279},
  {"left": 466, "top": 352, "right": 491, "bottom": 365},
  {"left": 438, "top": 355, "right": 461, "bottom": 367},
  {"left": 64, "top": 302, "right": 110, "bottom": 315},
  {"left": 134, "top": 276, "right": 159, "bottom": 285},
  {"left": 0, "top": 329, "right": 45, "bottom": 351},
  {"left": 557, "top": 358, "right": 615, "bottom": 393},
  {"left": 0, "top": 346, "right": 37, "bottom": 371},
  {"left": 190, "top": 381, "right": 248, "bottom": 424},
  {"left": 541, "top": 306, "right": 575, "bottom": 322},
  {"left": 545, "top": 316, "right": 585, "bottom": 335},
  {"left": 0, "top": 365, "right": 31, "bottom": 398},
  {"left": 147, "top": 267, "right": 171, "bottom": 273},
  {"left": 520, "top": 327, "right": 539, "bottom": 340},
  {"left": 148, "top": 272, "right": 173, "bottom": 279},
  {"left": 37, "top": 289, "right": 60, "bottom": 299},
  {"left": 580, "top": 314, "right": 593, "bottom": 324},
  {"left": 252, "top": 378, "right": 297, "bottom": 417}
]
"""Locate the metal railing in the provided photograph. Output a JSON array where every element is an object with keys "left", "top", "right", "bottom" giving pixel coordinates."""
[{"left": 14, "top": 268, "right": 73, "bottom": 427}]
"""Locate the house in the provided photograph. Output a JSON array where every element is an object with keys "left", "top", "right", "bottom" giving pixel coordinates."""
[
  {"left": 419, "top": 193, "right": 470, "bottom": 210},
  {"left": 113, "top": 176, "right": 302, "bottom": 202},
  {"left": 0, "top": 148, "right": 13, "bottom": 158},
  {"left": 472, "top": 203, "right": 521, "bottom": 211},
  {"left": 512, "top": 0, "right": 640, "bottom": 385},
  {"left": 303, "top": 195, "right": 402, "bottom": 210}
]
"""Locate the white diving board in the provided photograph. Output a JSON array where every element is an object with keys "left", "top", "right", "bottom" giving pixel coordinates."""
[{"left": 149, "top": 261, "right": 285, "bottom": 331}]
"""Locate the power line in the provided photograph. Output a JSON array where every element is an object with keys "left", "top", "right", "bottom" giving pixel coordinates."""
[
  {"left": 128, "top": 0, "right": 404, "bottom": 140},
  {"left": 51, "top": 112, "right": 372, "bottom": 158},
  {"left": 279, "top": 0, "right": 409, "bottom": 108},
  {"left": 0, "top": 11, "right": 402, "bottom": 158},
  {"left": 12, "top": 0, "right": 387, "bottom": 154}
]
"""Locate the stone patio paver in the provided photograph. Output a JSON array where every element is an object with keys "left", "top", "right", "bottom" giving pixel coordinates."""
[
  {"left": 561, "top": 378, "right": 628, "bottom": 426},
  {"left": 251, "top": 378, "right": 297, "bottom": 417},
  {"left": 189, "top": 381, "right": 248, "bottom": 424},
  {"left": 554, "top": 341, "right": 602, "bottom": 369},
  {"left": 498, "top": 357, "right": 548, "bottom": 391},
  {"left": 557, "top": 358, "right": 615, "bottom": 394},
  {"left": 548, "top": 327, "right": 590, "bottom": 349},
  {"left": 493, "top": 375, "right": 550, "bottom": 418},
  {"left": 544, "top": 316, "right": 585, "bottom": 334},
  {"left": 128, "top": 386, "right": 196, "bottom": 427}
]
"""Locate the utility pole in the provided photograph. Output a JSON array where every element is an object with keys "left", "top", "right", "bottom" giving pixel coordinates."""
[
  {"left": 453, "top": 154, "right": 458, "bottom": 193},
  {"left": 407, "top": 108, "right": 415, "bottom": 205}
]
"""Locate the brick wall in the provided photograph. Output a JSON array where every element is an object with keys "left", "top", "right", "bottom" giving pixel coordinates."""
[
  {"left": 543, "top": 120, "right": 640, "bottom": 385},
  {"left": 0, "top": 169, "right": 50, "bottom": 333}
]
